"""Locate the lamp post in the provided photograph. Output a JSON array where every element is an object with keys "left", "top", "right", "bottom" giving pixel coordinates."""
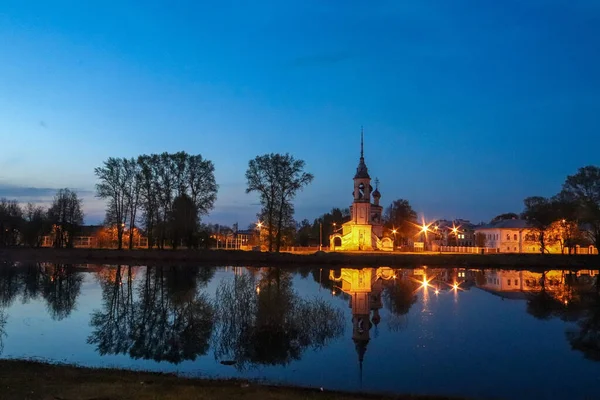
[
  {"left": 332, "top": 222, "right": 337, "bottom": 251},
  {"left": 256, "top": 221, "right": 263, "bottom": 251},
  {"left": 421, "top": 224, "right": 428, "bottom": 251},
  {"left": 392, "top": 228, "right": 397, "bottom": 250},
  {"left": 319, "top": 221, "right": 323, "bottom": 251}
]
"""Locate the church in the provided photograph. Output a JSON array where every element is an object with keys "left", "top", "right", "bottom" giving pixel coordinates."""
[{"left": 329, "top": 130, "right": 393, "bottom": 251}]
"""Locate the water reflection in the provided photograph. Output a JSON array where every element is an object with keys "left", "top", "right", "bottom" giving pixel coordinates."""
[
  {"left": 476, "top": 268, "right": 600, "bottom": 360},
  {"left": 1, "top": 262, "right": 600, "bottom": 399},
  {"left": 213, "top": 267, "right": 344, "bottom": 369},
  {"left": 0, "top": 262, "right": 83, "bottom": 320},
  {"left": 89, "top": 265, "right": 215, "bottom": 363}
]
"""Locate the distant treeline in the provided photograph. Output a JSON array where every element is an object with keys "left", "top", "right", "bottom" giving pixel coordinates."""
[{"left": 0, "top": 189, "right": 83, "bottom": 248}]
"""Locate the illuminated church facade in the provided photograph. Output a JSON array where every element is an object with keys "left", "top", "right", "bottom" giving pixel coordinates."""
[{"left": 330, "top": 130, "right": 393, "bottom": 251}]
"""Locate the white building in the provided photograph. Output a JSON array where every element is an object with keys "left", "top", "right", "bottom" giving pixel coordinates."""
[{"left": 474, "top": 219, "right": 529, "bottom": 253}]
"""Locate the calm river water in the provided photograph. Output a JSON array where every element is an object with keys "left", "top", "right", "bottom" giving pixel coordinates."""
[{"left": 1, "top": 262, "right": 600, "bottom": 399}]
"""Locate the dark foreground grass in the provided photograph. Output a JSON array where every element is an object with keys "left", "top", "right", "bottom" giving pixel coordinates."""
[{"left": 0, "top": 360, "right": 461, "bottom": 400}]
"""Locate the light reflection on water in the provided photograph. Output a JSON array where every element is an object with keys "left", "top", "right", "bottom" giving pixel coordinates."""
[{"left": 1, "top": 262, "right": 600, "bottom": 399}]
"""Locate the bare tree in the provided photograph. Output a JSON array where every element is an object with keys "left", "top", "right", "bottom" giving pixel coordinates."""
[
  {"left": 383, "top": 199, "right": 418, "bottom": 246},
  {"left": 95, "top": 158, "right": 128, "bottom": 249},
  {"left": 0, "top": 199, "right": 23, "bottom": 247},
  {"left": 131, "top": 152, "right": 217, "bottom": 250},
  {"left": 522, "top": 196, "right": 558, "bottom": 254},
  {"left": 22, "top": 203, "right": 47, "bottom": 247},
  {"left": 123, "top": 158, "right": 142, "bottom": 249},
  {"left": 137, "top": 155, "right": 159, "bottom": 249},
  {"left": 562, "top": 166, "right": 600, "bottom": 253},
  {"left": 47, "top": 189, "right": 84, "bottom": 248},
  {"left": 187, "top": 154, "right": 218, "bottom": 218},
  {"left": 246, "top": 153, "right": 313, "bottom": 252}
]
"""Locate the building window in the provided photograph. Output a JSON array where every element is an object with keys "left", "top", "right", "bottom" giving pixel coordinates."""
[
  {"left": 515, "top": 279, "right": 519, "bottom": 286},
  {"left": 514, "top": 234, "right": 517, "bottom": 240},
  {"left": 514, "top": 247, "right": 517, "bottom": 251},
  {"left": 507, "top": 279, "right": 511, "bottom": 286}
]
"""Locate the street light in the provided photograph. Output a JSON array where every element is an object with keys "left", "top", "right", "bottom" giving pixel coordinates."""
[
  {"left": 332, "top": 222, "right": 337, "bottom": 251},
  {"left": 256, "top": 221, "right": 263, "bottom": 250},
  {"left": 319, "top": 221, "right": 323, "bottom": 251}
]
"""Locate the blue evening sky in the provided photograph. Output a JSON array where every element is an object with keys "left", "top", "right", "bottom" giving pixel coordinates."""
[{"left": 1, "top": 1, "right": 599, "bottom": 227}]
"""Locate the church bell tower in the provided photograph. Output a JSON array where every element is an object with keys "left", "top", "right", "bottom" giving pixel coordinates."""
[{"left": 352, "top": 127, "right": 372, "bottom": 225}]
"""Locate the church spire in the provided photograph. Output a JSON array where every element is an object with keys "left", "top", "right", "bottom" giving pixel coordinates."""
[
  {"left": 354, "top": 126, "right": 370, "bottom": 179},
  {"left": 360, "top": 126, "right": 364, "bottom": 159}
]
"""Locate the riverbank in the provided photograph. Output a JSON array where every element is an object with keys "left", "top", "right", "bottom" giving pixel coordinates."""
[
  {"left": 0, "top": 359, "right": 458, "bottom": 400},
  {"left": 0, "top": 247, "right": 598, "bottom": 269}
]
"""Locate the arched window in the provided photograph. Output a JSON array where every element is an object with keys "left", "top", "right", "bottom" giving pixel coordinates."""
[
  {"left": 514, "top": 234, "right": 518, "bottom": 241},
  {"left": 358, "top": 183, "right": 365, "bottom": 199}
]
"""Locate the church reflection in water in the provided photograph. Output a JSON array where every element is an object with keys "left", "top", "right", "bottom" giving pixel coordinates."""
[{"left": 329, "top": 267, "right": 394, "bottom": 370}]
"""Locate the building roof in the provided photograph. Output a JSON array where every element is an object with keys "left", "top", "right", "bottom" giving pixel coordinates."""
[
  {"left": 476, "top": 219, "right": 530, "bottom": 230},
  {"left": 79, "top": 225, "right": 104, "bottom": 236},
  {"left": 354, "top": 157, "right": 370, "bottom": 179}
]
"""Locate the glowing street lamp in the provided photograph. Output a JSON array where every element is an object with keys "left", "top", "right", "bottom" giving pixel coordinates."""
[
  {"left": 256, "top": 221, "right": 263, "bottom": 250},
  {"left": 332, "top": 222, "right": 337, "bottom": 251}
]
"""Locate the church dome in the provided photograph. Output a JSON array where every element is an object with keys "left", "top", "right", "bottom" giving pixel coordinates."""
[{"left": 372, "top": 188, "right": 381, "bottom": 198}]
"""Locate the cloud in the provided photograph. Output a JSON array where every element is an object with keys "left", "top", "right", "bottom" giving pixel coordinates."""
[
  {"left": 0, "top": 183, "right": 93, "bottom": 202},
  {"left": 287, "top": 52, "right": 352, "bottom": 68}
]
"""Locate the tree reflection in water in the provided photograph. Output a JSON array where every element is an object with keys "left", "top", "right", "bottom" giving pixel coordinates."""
[
  {"left": 526, "top": 271, "right": 565, "bottom": 320},
  {"left": 0, "top": 308, "right": 6, "bottom": 355},
  {"left": 0, "top": 262, "right": 21, "bottom": 308},
  {"left": 88, "top": 265, "right": 136, "bottom": 355},
  {"left": 382, "top": 275, "right": 418, "bottom": 332},
  {"left": 0, "top": 262, "right": 83, "bottom": 320},
  {"left": 88, "top": 265, "right": 215, "bottom": 364},
  {"left": 41, "top": 264, "right": 84, "bottom": 320},
  {"left": 213, "top": 267, "right": 344, "bottom": 369},
  {"left": 566, "top": 278, "right": 600, "bottom": 361}
]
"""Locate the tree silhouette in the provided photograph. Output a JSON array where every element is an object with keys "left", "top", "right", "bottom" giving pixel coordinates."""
[
  {"left": 41, "top": 264, "right": 84, "bottom": 320},
  {"left": 567, "top": 292, "right": 600, "bottom": 361},
  {"left": 47, "top": 189, "right": 84, "bottom": 248},
  {"left": 0, "top": 308, "right": 6, "bottom": 356},
  {"left": 382, "top": 276, "right": 418, "bottom": 317},
  {"left": 246, "top": 154, "right": 313, "bottom": 252},
  {"left": 0, "top": 262, "right": 23, "bottom": 308},
  {"left": 88, "top": 265, "right": 136, "bottom": 355},
  {"left": 88, "top": 266, "right": 215, "bottom": 364},
  {"left": 213, "top": 268, "right": 344, "bottom": 369},
  {"left": 129, "top": 266, "right": 214, "bottom": 363}
]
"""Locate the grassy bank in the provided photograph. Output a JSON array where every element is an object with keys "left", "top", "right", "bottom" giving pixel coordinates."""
[
  {"left": 0, "top": 247, "right": 599, "bottom": 269},
  {"left": 0, "top": 359, "right": 458, "bottom": 400}
]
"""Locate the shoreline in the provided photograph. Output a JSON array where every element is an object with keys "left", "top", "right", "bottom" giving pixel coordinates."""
[
  {"left": 0, "top": 247, "right": 599, "bottom": 269},
  {"left": 0, "top": 359, "right": 460, "bottom": 400}
]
